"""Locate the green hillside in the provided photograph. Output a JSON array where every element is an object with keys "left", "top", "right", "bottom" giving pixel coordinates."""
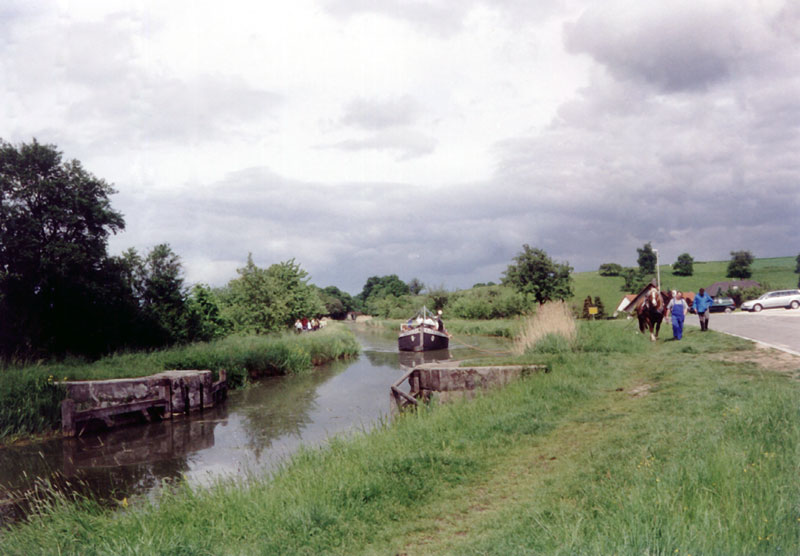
[{"left": 572, "top": 256, "right": 798, "bottom": 314}]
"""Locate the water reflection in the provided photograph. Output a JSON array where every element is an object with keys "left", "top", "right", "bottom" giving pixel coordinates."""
[{"left": 396, "top": 349, "right": 452, "bottom": 369}]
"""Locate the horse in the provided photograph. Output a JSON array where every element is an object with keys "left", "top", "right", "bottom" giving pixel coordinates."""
[{"left": 637, "top": 288, "right": 671, "bottom": 341}]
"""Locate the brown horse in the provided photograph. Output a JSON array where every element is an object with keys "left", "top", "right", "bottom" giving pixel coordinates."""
[{"left": 637, "top": 288, "right": 671, "bottom": 341}]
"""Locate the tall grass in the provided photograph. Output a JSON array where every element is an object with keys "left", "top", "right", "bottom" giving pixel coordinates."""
[
  {"left": 0, "top": 326, "right": 360, "bottom": 441},
  {"left": 513, "top": 301, "right": 577, "bottom": 355}
]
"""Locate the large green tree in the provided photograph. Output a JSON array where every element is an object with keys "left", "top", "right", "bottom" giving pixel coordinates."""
[
  {"left": 0, "top": 139, "right": 125, "bottom": 357},
  {"left": 673, "top": 253, "right": 694, "bottom": 276},
  {"left": 141, "top": 244, "right": 192, "bottom": 343},
  {"left": 319, "top": 285, "right": 355, "bottom": 319},
  {"left": 502, "top": 245, "right": 573, "bottom": 304},
  {"left": 407, "top": 277, "right": 425, "bottom": 295},
  {"left": 637, "top": 242, "right": 657, "bottom": 274},
  {"left": 620, "top": 267, "right": 649, "bottom": 293},
  {"left": 358, "top": 275, "right": 410, "bottom": 303},
  {"left": 223, "top": 255, "right": 324, "bottom": 333},
  {"left": 727, "top": 250, "right": 754, "bottom": 279}
]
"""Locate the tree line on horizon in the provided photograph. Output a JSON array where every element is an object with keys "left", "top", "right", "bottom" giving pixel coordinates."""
[
  {"left": 596, "top": 242, "right": 782, "bottom": 293},
  {"left": 3, "top": 139, "right": 797, "bottom": 362}
]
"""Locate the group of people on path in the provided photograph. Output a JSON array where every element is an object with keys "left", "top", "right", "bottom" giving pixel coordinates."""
[
  {"left": 665, "top": 287, "right": 714, "bottom": 340},
  {"left": 294, "top": 317, "right": 323, "bottom": 332}
]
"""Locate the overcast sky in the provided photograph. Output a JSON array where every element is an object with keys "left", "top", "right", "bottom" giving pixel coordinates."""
[{"left": 2, "top": 0, "right": 798, "bottom": 293}]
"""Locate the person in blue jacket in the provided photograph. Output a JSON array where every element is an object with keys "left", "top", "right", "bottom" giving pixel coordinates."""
[{"left": 693, "top": 287, "right": 714, "bottom": 331}]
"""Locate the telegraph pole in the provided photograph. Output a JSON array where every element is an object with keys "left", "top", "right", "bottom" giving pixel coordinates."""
[{"left": 654, "top": 248, "right": 661, "bottom": 292}]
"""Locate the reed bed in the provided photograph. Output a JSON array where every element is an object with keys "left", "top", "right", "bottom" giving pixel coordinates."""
[{"left": 512, "top": 301, "right": 577, "bottom": 355}]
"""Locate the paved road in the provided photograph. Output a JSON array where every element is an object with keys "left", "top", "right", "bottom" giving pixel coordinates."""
[{"left": 689, "top": 309, "right": 800, "bottom": 356}]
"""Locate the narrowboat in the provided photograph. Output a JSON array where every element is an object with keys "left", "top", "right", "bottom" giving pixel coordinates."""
[{"left": 398, "top": 307, "right": 449, "bottom": 352}]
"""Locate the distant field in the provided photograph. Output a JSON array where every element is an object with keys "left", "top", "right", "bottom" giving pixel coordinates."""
[{"left": 572, "top": 256, "right": 798, "bottom": 314}]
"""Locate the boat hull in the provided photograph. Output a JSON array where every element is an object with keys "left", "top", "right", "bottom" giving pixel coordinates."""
[{"left": 398, "top": 328, "right": 449, "bottom": 352}]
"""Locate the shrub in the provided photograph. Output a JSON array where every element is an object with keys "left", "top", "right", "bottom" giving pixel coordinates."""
[
  {"left": 448, "top": 286, "right": 534, "bottom": 320},
  {"left": 598, "top": 263, "right": 622, "bottom": 276}
]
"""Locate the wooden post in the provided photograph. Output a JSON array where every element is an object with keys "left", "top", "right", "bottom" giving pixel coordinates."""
[{"left": 61, "top": 398, "right": 76, "bottom": 437}]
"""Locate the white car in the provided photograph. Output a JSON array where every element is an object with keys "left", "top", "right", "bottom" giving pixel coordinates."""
[{"left": 740, "top": 289, "right": 800, "bottom": 312}]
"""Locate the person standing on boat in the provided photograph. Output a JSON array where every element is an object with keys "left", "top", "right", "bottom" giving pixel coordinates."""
[{"left": 436, "top": 310, "right": 445, "bottom": 332}]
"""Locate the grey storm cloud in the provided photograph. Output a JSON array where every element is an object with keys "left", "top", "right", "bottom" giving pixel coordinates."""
[
  {"left": 110, "top": 167, "right": 534, "bottom": 292},
  {"left": 564, "top": 2, "right": 756, "bottom": 92}
]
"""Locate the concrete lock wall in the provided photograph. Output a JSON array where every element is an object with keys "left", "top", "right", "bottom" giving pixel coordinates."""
[
  {"left": 62, "top": 376, "right": 170, "bottom": 411},
  {"left": 414, "top": 364, "right": 545, "bottom": 403},
  {"left": 60, "top": 370, "right": 226, "bottom": 436},
  {"left": 62, "top": 370, "right": 213, "bottom": 413}
]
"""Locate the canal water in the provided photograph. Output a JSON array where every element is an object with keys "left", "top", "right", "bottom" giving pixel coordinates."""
[{"left": 0, "top": 325, "right": 509, "bottom": 525}]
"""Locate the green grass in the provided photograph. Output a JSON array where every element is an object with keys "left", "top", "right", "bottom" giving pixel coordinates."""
[
  {"left": 573, "top": 255, "right": 799, "bottom": 316},
  {"left": 0, "top": 325, "right": 360, "bottom": 441},
  {"left": 3, "top": 321, "right": 798, "bottom": 554}
]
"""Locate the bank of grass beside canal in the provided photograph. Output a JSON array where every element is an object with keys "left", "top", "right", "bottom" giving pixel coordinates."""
[
  {"left": 0, "top": 325, "right": 360, "bottom": 441},
  {"left": 3, "top": 320, "right": 799, "bottom": 554}
]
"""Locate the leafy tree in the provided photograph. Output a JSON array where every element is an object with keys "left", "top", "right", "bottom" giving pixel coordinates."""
[
  {"left": 0, "top": 139, "right": 125, "bottom": 358},
  {"left": 593, "top": 296, "right": 605, "bottom": 318},
  {"left": 141, "top": 244, "right": 191, "bottom": 343},
  {"left": 795, "top": 253, "right": 800, "bottom": 287},
  {"left": 448, "top": 285, "right": 532, "bottom": 319},
  {"left": 367, "top": 294, "right": 417, "bottom": 319},
  {"left": 598, "top": 263, "right": 623, "bottom": 276},
  {"left": 223, "top": 255, "right": 324, "bottom": 333},
  {"left": 407, "top": 277, "right": 425, "bottom": 295},
  {"left": 582, "top": 296, "right": 594, "bottom": 319},
  {"left": 726, "top": 250, "right": 754, "bottom": 279},
  {"left": 115, "top": 247, "right": 146, "bottom": 303},
  {"left": 358, "top": 275, "right": 410, "bottom": 304},
  {"left": 267, "top": 259, "right": 325, "bottom": 320},
  {"left": 673, "top": 253, "right": 694, "bottom": 276},
  {"left": 637, "top": 242, "right": 657, "bottom": 274},
  {"left": 319, "top": 286, "right": 355, "bottom": 319},
  {"left": 620, "top": 267, "right": 649, "bottom": 293},
  {"left": 187, "top": 284, "right": 230, "bottom": 340},
  {"left": 502, "top": 245, "right": 573, "bottom": 305},
  {"left": 424, "top": 284, "right": 450, "bottom": 311}
]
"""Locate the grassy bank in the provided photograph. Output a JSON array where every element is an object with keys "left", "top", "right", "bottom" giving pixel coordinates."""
[
  {"left": 0, "top": 325, "right": 360, "bottom": 441},
  {"left": 3, "top": 321, "right": 798, "bottom": 554}
]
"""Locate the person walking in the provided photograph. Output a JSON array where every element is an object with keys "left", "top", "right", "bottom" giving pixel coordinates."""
[
  {"left": 666, "top": 291, "right": 689, "bottom": 340},
  {"left": 693, "top": 288, "right": 714, "bottom": 331}
]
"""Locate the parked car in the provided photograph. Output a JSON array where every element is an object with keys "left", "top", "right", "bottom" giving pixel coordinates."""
[
  {"left": 689, "top": 296, "right": 736, "bottom": 314},
  {"left": 740, "top": 289, "right": 800, "bottom": 312},
  {"left": 710, "top": 297, "right": 737, "bottom": 313}
]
